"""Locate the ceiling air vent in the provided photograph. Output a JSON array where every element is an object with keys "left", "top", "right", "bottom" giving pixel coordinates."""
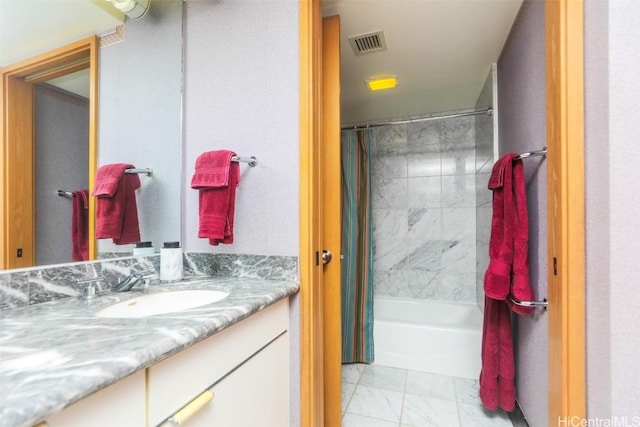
[{"left": 348, "top": 30, "right": 387, "bottom": 56}]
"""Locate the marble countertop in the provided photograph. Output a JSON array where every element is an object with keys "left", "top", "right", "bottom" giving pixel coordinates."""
[{"left": 0, "top": 277, "right": 299, "bottom": 427}]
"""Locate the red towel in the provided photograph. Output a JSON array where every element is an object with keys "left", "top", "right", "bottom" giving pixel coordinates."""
[
  {"left": 479, "top": 297, "right": 515, "bottom": 412},
  {"left": 507, "top": 160, "right": 535, "bottom": 314},
  {"left": 480, "top": 153, "right": 535, "bottom": 412},
  {"left": 484, "top": 153, "right": 517, "bottom": 300},
  {"left": 71, "top": 189, "right": 89, "bottom": 261},
  {"left": 190, "top": 150, "right": 240, "bottom": 245},
  {"left": 92, "top": 163, "right": 141, "bottom": 245}
]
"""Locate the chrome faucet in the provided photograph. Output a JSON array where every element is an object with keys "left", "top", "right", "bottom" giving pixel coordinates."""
[{"left": 112, "top": 269, "right": 156, "bottom": 292}]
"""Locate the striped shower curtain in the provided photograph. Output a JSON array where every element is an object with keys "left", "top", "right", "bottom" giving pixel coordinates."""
[{"left": 341, "top": 129, "right": 375, "bottom": 364}]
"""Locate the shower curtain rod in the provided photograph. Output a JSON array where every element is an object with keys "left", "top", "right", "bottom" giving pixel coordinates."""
[{"left": 341, "top": 108, "right": 493, "bottom": 131}]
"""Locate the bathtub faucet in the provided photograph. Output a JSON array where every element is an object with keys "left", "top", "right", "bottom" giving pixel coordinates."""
[{"left": 112, "top": 269, "right": 156, "bottom": 292}]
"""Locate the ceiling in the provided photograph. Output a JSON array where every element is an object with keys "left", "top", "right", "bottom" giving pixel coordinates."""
[
  {"left": 2, "top": 1, "right": 523, "bottom": 124},
  {"left": 0, "top": 0, "right": 123, "bottom": 66},
  {"left": 322, "top": 0, "right": 523, "bottom": 125},
  {"left": 0, "top": 0, "right": 124, "bottom": 98}
]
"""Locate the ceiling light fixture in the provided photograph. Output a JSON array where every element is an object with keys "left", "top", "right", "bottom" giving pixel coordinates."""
[
  {"left": 366, "top": 76, "right": 398, "bottom": 92},
  {"left": 107, "top": 0, "right": 150, "bottom": 20}
]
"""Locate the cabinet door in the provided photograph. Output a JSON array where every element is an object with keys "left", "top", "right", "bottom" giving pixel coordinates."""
[
  {"left": 44, "top": 370, "right": 145, "bottom": 427},
  {"left": 148, "top": 299, "right": 289, "bottom": 426},
  {"left": 169, "top": 333, "right": 290, "bottom": 427}
]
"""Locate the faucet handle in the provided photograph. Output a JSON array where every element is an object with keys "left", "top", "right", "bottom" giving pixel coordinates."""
[{"left": 78, "top": 276, "right": 103, "bottom": 300}]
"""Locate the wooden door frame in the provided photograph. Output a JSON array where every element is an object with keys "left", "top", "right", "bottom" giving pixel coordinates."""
[
  {"left": 321, "top": 14, "right": 342, "bottom": 427},
  {"left": 300, "top": 0, "right": 587, "bottom": 424},
  {"left": 299, "top": 1, "right": 325, "bottom": 426},
  {"left": 545, "top": 0, "right": 586, "bottom": 424},
  {"left": 1, "top": 36, "right": 99, "bottom": 268}
]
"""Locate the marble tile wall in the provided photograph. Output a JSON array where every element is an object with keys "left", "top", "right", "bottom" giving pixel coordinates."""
[
  {"left": 0, "top": 253, "right": 298, "bottom": 311},
  {"left": 372, "top": 112, "right": 477, "bottom": 303},
  {"left": 475, "top": 70, "right": 496, "bottom": 310}
]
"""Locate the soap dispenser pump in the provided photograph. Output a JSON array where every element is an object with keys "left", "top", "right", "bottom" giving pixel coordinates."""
[{"left": 160, "top": 241, "right": 183, "bottom": 282}]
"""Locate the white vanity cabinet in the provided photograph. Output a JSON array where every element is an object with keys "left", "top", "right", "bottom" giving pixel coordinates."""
[
  {"left": 43, "top": 370, "right": 146, "bottom": 427},
  {"left": 37, "top": 298, "right": 290, "bottom": 427},
  {"left": 148, "top": 298, "right": 290, "bottom": 427}
]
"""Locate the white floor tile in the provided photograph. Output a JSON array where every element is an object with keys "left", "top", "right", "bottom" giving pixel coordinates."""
[
  {"left": 341, "top": 366, "right": 515, "bottom": 427},
  {"left": 342, "top": 413, "right": 399, "bottom": 427},
  {"left": 360, "top": 365, "right": 408, "bottom": 392},
  {"left": 405, "top": 371, "right": 456, "bottom": 401},
  {"left": 343, "top": 363, "right": 368, "bottom": 384},
  {"left": 342, "top": 382, "right": 357, "bottom": 416},
  {"left": 347, "top": 385, "right": 404, "bottom": 423},
  {"left": 453, "top": 377, "right": 481, "bottom": 405},
  {"left": 401, "top": 394, "right": 461, "bottom": 427},
  {"left": 457, "top": 401, "right": 513, "bottom": 427}
]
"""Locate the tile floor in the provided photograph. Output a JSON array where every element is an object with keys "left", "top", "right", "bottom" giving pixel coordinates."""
[{"left": 341, "top": 364, "right": 519, "bottom": 427}]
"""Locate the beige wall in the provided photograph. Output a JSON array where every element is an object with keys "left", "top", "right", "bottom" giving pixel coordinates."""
[{"left": 182, "top": 2, "right": 301, "bottom": 425}]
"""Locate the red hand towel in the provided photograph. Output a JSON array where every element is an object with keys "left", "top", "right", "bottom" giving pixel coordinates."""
[
  {"left": 71, "top": 189, "right": 89, "bottom": 261},
  {"left": 191, "top": 150, "right": 240, "bottom": 245},
  {"left": 92, "top": 163, "right": 141, "bottom": 245},
  {"left": 484, "top": 153, "right": 518, "bottom": 300}
]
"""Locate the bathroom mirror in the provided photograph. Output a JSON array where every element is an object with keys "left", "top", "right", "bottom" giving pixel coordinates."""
[{"left": 0, "top": 0, "right": 183, "bottom": 269}]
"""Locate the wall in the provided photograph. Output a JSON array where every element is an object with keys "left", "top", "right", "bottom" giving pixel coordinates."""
[
  {"left": 585, "top": 0, "right": 640, "bottom": 418},
  {"left": 607, "top": 0, "right": 640, "bottom": 416},
  {"left": 584, "top": 0, "right": 611, "bottom": 417},
  {"left": 183, "top": 1, "right": 300, "bottom": 258},
  {"left": 372, "top": 112, "right": 477, "bottom": 303},
  {"left": 99, "top": 0, "right": 183, "bottom": 253},
  {"left": 35, "top": 87, "right": 89, "bottom": 265},
  {"left": 496, "top": 1, "right": 547, "bottom": 425},
  {"left": 183, "top": 2, "right": 300, "bottom": 425},
  {"left": 474, "top": 68, "right": 495, "bottom": 310}
]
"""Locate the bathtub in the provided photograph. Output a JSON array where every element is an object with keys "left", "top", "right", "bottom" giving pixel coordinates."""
[{"left": 373, "top": 297, "right": 483, "bottom": 379}]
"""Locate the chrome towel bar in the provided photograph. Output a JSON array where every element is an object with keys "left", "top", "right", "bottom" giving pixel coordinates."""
[
  {"left": 125, "top": 167, "right": 153, "bottom": 176},
  {"left": 510, "top": 296, "right": 548, "bottom": 310},
  {"left": 514, "top": 147, "right": 547, "bottom": 160},
  {"left": 231, "top": 155, "right": 257, "bottom": 167}
]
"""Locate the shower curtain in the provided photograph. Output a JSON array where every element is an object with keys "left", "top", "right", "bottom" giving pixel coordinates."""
[{"left": 341, "top": 129, "right": 375, "bottom": 363}]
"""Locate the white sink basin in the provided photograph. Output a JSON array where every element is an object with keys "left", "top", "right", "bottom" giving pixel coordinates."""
[{"left": 96, "top": 289, "right": 229, "bottom": 318}]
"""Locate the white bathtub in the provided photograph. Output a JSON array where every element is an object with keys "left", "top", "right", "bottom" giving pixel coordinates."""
[{"left": 373, "top": 297, "right": 483, "bottom": 379}]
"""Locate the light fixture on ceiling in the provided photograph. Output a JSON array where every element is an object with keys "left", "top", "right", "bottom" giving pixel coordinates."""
[
  {"left": 366, "top": 76, "right": 398, "bottom": 92},
  {"left": 107, "top": 0, "right": 150, "bottom": 20}
]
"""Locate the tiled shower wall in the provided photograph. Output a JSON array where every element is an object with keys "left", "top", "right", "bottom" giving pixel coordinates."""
[
  {"left": 371, "top": 112, "right": 477, "bottom": 303},
  {"left": 475, "top": 69, "right": 496, "bottom": 310}
]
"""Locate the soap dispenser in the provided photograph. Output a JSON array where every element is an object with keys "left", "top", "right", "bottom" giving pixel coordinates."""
[{"left": 160, "top": 241, "right": 183, "bottom": 282}]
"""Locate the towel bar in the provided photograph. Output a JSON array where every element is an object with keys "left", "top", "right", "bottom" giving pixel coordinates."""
[
  {"left": 231, "top": 155, "right": 257, "bottom": 167},
  {"left": 514, "top": 147, "right": 547, "bottom": 160},
  {"left": 57, "top": 190, "right": 74, "bottom": 198},
  {"left": 125, "top": 167, "right": 153, "bottom": 176},
  {"left": 509, "top": 296, "right": 548, "bottom": 310}
]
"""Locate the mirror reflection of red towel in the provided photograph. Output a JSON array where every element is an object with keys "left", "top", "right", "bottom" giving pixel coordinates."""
[
  {"left": 191, "top": 150, "right": 240, "bottom": 245},
  {"left": 71, "top": 189, "right": 89, "bottom": 261},
  {"left": 92, "top": 163, "right": 141, "bottom": 245}
]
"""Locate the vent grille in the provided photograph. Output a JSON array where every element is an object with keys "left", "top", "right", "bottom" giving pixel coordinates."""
[
  {"left": 348, "top": 31, "right": 387, "bottom": 56},
  {"left": 100, "top": 25, "right": 125, "bottom": 48}
]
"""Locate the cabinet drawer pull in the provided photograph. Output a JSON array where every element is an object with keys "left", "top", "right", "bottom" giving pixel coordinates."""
[{"left": 168, "top": 390, "right": 214, "bottom": 425}]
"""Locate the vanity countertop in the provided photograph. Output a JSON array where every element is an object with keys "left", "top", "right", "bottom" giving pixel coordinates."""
[{"left": 0, "top": 277, "right": 299, "bottom": 427}]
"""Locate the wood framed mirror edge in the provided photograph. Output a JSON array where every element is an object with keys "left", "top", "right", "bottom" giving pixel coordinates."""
[{"left": 1, "top": 35, "right": 98, "bottom": 269}]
